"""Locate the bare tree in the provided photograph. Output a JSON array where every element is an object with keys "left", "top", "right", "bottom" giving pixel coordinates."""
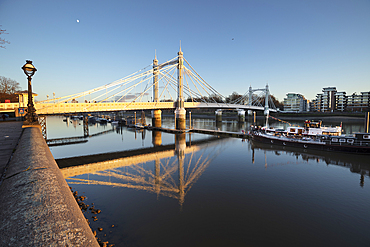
[
  {"left": 0, "top": 76, "right": 21, "bottom": 94},
  {"left": 0, "top": 25, "right": 10, "bottom": 49},
  {"left": 225, "top": 92, "right": 242, "bottom": 103}
]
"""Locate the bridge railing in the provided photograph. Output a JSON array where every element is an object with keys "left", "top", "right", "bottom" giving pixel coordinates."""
[
  {"left": 35, "top": 101, "right": 178, "bottom": 114},
  {"left": 34, "top": 101, "right": 274, "bottom": 114}
]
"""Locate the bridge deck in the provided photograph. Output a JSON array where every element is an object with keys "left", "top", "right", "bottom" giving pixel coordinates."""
[{"left": 32, "top": 102, "right": 273, "bottom": 114}]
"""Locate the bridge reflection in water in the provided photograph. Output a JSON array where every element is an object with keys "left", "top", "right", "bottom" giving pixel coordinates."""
[{"left": 59, "top": 133, "right": 227, "bottom": 206}]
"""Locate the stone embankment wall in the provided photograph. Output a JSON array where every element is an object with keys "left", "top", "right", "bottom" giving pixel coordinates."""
[{"left": 0, "top": 126, "right": 98, "bottom": 246}]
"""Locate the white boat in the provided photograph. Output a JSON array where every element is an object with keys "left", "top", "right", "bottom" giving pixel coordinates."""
[{"left": 261, "top": 120, "right": 342, "bottom": 137}]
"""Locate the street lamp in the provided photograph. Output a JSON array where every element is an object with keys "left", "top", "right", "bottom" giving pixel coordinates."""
[{"left": 21, "top": 60, "right": 38, "bottom": 124}]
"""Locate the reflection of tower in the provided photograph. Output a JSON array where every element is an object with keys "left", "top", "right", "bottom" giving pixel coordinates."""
[
  {"left": 152, "top": 130, "right": 162, "bottom": 146},
  {"left": 175, "top": 133, "right": 186, "bottom": 205},
  {"left": 155, "top": 158, "right": 161, "bottom": 196}
]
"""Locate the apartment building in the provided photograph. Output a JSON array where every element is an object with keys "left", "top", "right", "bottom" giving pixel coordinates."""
[
  {"left": 335, "top": 91, "right": 347, "bottom": 112},
  {"left": 283, "top": 93, "right": 308, "bottom": 112},
  {"left": 311, "top": 87, "right": 369, "bottom": 112}
]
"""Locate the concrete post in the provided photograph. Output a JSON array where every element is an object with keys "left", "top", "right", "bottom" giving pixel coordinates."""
[
  {"left": 237, "top": 109, "right": 245, "bottom": 123},
  {"left": 215, "top": 109, "right": 222, "bottom": 122}
]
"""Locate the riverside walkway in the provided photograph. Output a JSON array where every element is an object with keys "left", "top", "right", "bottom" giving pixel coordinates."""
[
  {"left": 0, "top": 121, "right": 98, "bottom": 246},
  {"left": 0, "top": 121, "right": 23, "bottom": 182}
]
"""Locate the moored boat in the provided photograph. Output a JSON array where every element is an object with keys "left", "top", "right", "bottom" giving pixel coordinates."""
[
  {"left": 251, "top": 129, "right": 370, "bottom": 154},
  {"left": 261, "top": 120, "right": 342, "bottom": 137}
]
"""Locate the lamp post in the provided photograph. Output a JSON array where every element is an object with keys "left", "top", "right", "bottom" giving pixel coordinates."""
[{"left": 21, "top": 60, "right": 38, "bottom": 124}]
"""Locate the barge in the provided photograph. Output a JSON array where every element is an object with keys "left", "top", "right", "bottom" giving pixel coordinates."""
[{"left": 252, "top": 131, "right": 370, "bottom": 154}]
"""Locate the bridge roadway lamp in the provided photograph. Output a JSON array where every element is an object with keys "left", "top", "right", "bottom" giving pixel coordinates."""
[{"left": 21, "top": 60, "right": 38, "bottom": 124}]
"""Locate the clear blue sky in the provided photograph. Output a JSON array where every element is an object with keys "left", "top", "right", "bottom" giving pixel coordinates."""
[{"left": 1, "top": 0, "right": 369, "bottom": 102}]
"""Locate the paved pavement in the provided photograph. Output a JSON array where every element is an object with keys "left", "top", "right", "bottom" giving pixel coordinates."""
[{"left": 0, "top": 121, "right": 23, "bottom": 182}]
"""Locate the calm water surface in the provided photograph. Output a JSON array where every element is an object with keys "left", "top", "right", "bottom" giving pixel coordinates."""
[{"left": 47, "top": 116, "right": 370, "bottom": 246}]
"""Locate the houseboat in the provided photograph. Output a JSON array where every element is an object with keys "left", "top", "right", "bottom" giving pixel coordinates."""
[
  {"left": 251, "top": 129, "right": 370, "bottom": 154},
  {"left": 262, "top": 120, "right": 342, "bottom": 137}
]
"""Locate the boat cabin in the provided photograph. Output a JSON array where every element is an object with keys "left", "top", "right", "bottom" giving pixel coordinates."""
[
  {"left": 287, "top": 127, "right": 305, "bottom": 135},
  {"left": 304, "top": 120, "right": 322, "bottom": 129},
  {"left": 304, "top": 120, "right": 342, "bottom": 136}
]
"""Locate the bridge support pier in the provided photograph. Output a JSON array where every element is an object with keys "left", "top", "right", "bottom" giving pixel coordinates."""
[
  {"left": 175, "top": 108, "right": 186, "bottom": 130},
  {"left": 151, "top": 110, "right": 162, "bottom": 128},
  {"left": 215, "top": 109, "right": 222, "bottom": 123},
  {"left": 237, "top": 109, "right": 245, "bottom": 123}
]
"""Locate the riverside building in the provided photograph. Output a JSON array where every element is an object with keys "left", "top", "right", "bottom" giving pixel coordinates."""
[
  {"left": 283, "top": 93, "right": 308, "bottom": 112},
  {"left": 311, "top": 87, "right": 369, "bottom": 112}
]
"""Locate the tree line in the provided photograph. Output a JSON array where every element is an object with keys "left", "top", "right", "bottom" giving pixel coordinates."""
[{"left": 180, "top": 92, "right": 284, "bottom": 110}]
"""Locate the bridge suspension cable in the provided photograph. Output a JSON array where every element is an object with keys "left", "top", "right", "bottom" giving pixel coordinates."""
[{"left": 35, "top": 51, "right": 276, "bottom": 113}]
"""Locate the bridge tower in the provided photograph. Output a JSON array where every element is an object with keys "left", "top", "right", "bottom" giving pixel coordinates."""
[
  {"left": 247, "top": 84, "right": 270, "bottom": 116},
  {"left": 264, "top": 84, "right": 270, "bottom": 116},
  {"left": 248, "top": 85, "right": 253, "bottom": 115},
  {"left": 175, "top": 47, "right": 186, "bottom": 130},
  {"left": 152, "top": 54, "right": 162, "bottom": 127}
]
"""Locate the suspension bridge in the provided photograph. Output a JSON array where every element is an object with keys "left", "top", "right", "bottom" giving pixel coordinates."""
[{"left": 2, "top": 48, "right": 277, "bottom": 129}]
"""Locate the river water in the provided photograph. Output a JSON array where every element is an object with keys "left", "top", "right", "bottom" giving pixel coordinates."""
[{"left": 46, "top": 115, "right": 370, "bottom": 247}]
